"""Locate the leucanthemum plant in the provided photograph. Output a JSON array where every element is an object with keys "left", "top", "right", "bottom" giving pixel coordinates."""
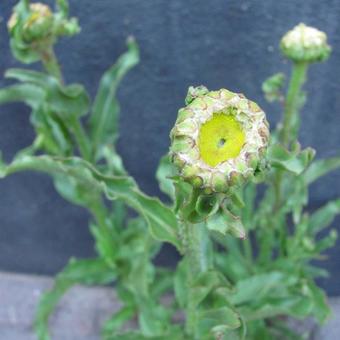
[{"left": 0, "top": 1, "right": 339, "bottom": 339}]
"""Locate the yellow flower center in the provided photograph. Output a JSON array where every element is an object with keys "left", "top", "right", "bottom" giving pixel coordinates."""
[{"left": 198, "top": 113, "right": 245, "bottom": 167}]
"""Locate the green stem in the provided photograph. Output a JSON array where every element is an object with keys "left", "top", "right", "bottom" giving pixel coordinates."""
[
  {"left": 39, "top": 45, "right": 92, "bottom": 161},
  {"left": 243, "top": 237, "right": 253, "bottom": 264},
  {"left": 187, "top": 222, "right": 211, "bottom": 273},
  {"left": 273, "top": 62, "right": 309, "bottom": 256},
  {"left": 281, "top": 61, "right": 309, "bottom": 148},
  {"left": 185, "top": 221, "right": 211, "bottom": 337},
  {"left": 69, "top": 117, "right": 92, "bottom": 161},
  {"left": 40, "top": 46, "right": 63, "bottom": 82},
  {"left": 89, "top": 198, "right": 108, "bottom": 231}
]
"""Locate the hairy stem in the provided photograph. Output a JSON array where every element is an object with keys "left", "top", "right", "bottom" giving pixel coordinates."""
[{"left": 185, "top": 221, "right": 212, "bottom": 337}]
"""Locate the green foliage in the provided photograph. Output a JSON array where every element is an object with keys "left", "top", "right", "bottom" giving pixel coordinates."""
[
  {"left": 0, "top": 2, "right": 339, "bottom": 340},
  {"left": 89, "top": 37, "right": 140, "bottom": 160}
]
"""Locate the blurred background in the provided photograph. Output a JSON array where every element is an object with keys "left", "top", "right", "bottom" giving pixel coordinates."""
[{"left": 0, "top": 0, "right": 339, "bottom": 294}]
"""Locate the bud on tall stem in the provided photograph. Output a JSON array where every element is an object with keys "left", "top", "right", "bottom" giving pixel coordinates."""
[{"left": 279, "top": 23, "right": 331, "bottom": 147}]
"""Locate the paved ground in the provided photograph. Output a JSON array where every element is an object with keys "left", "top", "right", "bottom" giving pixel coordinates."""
[
  {"left": 0, "top": 272, "right": 121, "bottom": 339},
  {"left": 0, "top": 271, "right": 339, "bottom": 339}
]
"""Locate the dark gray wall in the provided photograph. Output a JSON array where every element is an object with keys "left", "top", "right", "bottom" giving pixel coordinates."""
[{"left": 0, "top": 0, "right": 339, "bottom": 294}]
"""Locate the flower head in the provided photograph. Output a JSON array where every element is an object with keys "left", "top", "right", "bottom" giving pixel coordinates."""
[
  {"left": 24, "top": 3, "right": 53, "bottom": 41},
  {"left": 170, "top": 87, "right": 269, "bottom": 193},
  {"left": 7, "top": 1, "right": 80, "bottom": 64},
  {"left": 8, "top": 3, "right": 53, "bottom": 41},
  {"left": 280, "top": 23, "right": 331, "bottom": 63}
]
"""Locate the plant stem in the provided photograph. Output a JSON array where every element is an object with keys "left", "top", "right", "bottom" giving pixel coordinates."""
[
  {"left": 69, "top": 117, "right": 92, "bottom": 161},
  {"left": 281, "top": 61, "right": 308, "bottom": 148},
  {"left": 39, "top": 46, "right": 92, "bottom": 162},
  {"left": 185, "top": 221, "right": 211, "bottom": 337},
  {"left": 243, "top": 236, "right": 253, "bottom": 264},
  {"left": 89, "top": 197, "right": 107, "bottom": 227},
  {"left": 187, "top": 221, "right": 211, "bottom": 273},
  {"left": 273, "top": 61, "right": 309, "bottom": 256},
  {"left": 40, "top": 46, "right": 63, "bottom": 82}
]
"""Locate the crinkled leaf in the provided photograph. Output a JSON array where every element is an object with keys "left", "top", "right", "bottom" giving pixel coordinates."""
[
  {"left": 268, "top": 144, "right": 315, "bottom": 175},
  {"left": 53, "top": 171, "right": 98, "bottom": 207},
  {"left": 101, "top": 145, "right": 126, "bottom": 176},
  {"left": 240, "top": 295, "right": 314, "bottom": 321},
  {"left": 0, "top": 155, "right": 180, "bottom": 250},
  {"left": 0, "top": 83, "right": 45, "bottom": 108},
  {"left": 48, "top": 82, "right": 90, "bottom": 118},
  {"left": 89, "top": 37, "right": 139, "bottom": 153},
  {"left": 207, "top": 210, "right": 246, "bottom": 239},
  {"left": 198, "top": 307, "right": 241, "bottom": 336},
  {"left": 230, "top": 272, "right": 298, "bottom": 305},
  {"left": 191, "top": 270, "right": 232, "bottom": 308},
  {"left": 6, "top": 68, "right": 90, "bottom": 118},
  {"left": 30, "top": 107, "right": 73, "bottom": 155}
]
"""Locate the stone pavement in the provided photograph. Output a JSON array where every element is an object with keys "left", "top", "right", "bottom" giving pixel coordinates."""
[
  {"left": 0, "top": 271, "right": 339, "bottom": 339},
  {"left": 0, "top": 272, "right": 121, "bottom": 339}
]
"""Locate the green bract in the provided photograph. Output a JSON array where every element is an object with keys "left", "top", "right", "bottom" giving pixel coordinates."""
[
  {"left": 280, "top": 23, "right": 331, "bottom": 63},
  {"left": 170, "top": 87, "right": 269, "bottom": 193}
]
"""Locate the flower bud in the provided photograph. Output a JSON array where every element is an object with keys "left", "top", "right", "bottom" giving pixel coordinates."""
[
  {"left": 280, "top": 23, "right": 331, "bottom": 63},
  {"left": 22, "top": 3, "right": 53, "bottom": 42},
  {"left": 170, "top": 87, "right": 269, "bottom": 193},
  {"left": 7, "top": 1, "right": 80, "bottom": 64}
]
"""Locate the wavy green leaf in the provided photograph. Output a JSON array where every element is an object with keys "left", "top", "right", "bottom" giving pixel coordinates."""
[
  {"left": 0, "top": 83, "right": 45, "bottom": 108},
  {"left": 268, "top": 144, "right": 315, "bottom": 175},
  {"left": 89, "top": 37, "right": 139, "bottom": 156},
  {"left": 207, "top": 210, "right": 246, "bottom": 239},
  {"left": 6, "top": 68, "right": 90, "bottom": 118},
  {"left": 309, "top": 199, "right": 340, "bottom": 234},
  {"left": 304, "top": 156, "right": 340, "bottom": 184},
  {"left": 0, "top": 155, "right": 180, "bottom": 250}
]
